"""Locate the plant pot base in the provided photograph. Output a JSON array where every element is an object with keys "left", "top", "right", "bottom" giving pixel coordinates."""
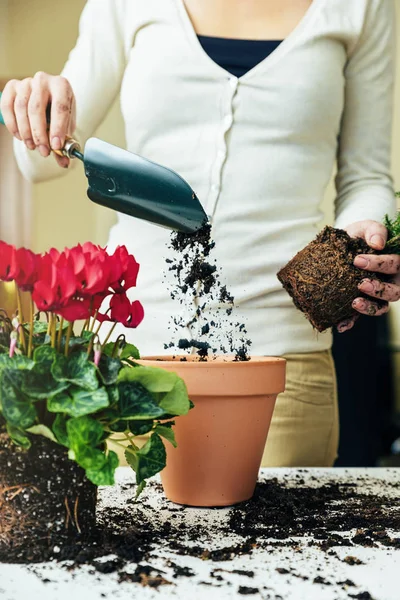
[{"left": 0, "top": 433, "right": 97, "bottom": 562}]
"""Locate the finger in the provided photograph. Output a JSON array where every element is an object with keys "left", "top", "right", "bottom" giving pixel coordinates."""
[
  {"left": 14, "top": 79, "right": 35, "bottom": 150},
  {"left": 53, "top": 154, "right": 70, "bottom": 169},
  {"left": 337, "top": 314, "right": 358, "bottom": 333},
  {"left": 354, "top": 253, "right": 400, "bottom": 275},
  {"left": 358, "top": 278, "right": 400, "bottom": 303},
  {"left": 352, "top": 297, "right": 389, "bottom": 317},
  {"left": 49, "top": 76, "right": 74, "bottom": 151},
  {"left": 0, "top": 80, "right": 21, "bottom": 140},
  {"left": 363, "top": 221, "right": 388, "bottom": 251},
  {"left": 29, "top": 73, "right": 51, "bottom": 158}
]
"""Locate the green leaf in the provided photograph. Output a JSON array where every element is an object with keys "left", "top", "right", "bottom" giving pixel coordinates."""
[
  {"left": 103, "top": 342, "right": 140, "bottom": 360},
  {"left": 51, "top": 351, "right": 99, "bottom": 391},
  {"left": 106, "top": 384, "right": 119, "bottom": 405},
  {"left": 48, "top": 386, "right": 109, "bottom": 418},
  {"left": 67, "top": 415, "right": 104, "bottom": 448},
  {"left": 66, "top": 416, "right": 107, "bottom": 472},
  {"left": 97, "top": 355, "right": 122, "bottom": 385},
  {"left": 33, "top": 345, "right": 56, "bottom": 365},
  {"left": 128, "top": 420, "right": 154, "bottom": 436},
  {"left": 109, "top": 420, "right": 128, "bottom": 433},
  {"left": 26, "top": 424, "right": 57, "bottom": 444},
  {"left": 135, "top": 480, "right": 146, "bottom": 499},
  {"left": 126, "top": 433, "right": 166, "bottom": 486},
  {"left": 154, "top": 423, "right": 177, "bottom": 448},
  {"left": 21, "top": 354, "right": 68, "bottom": 400},
  {"left": 0, "top": 354, "right": 34, "bottom": 371},
  {"left": 52, "top": 414, "right": 70, "bottom": 446},
  {"left": 86, "top": 450, "right": 119, "bottom": 486},
  {"left": 6, "top": 424, "right": 31, "bottom": 449},
  {"left": 0, "top": 371, "right": 37, "bottom": 429},
  {"left": 118, "top": 381, "right": 165, "bottom": 420},
  {"left": 158, "top": 378, "right": 191, "bottom": 416},
  {"left": 117, "top": 365, "right": 178, "bottom": 393}
]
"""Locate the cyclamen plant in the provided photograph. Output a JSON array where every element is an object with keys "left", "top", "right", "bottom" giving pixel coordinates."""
[{"left": 0, "top": 241, "right": 191, "bottom": 496}]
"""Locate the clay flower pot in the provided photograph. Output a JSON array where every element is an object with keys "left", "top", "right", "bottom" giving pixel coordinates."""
[{"left": 136, "top": 355, "right": 286, "bottom": 507}]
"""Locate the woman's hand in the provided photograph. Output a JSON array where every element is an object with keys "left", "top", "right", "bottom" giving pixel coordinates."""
[
  {"left": 337, "top": 220, "right": 400, "bottom": 333},
  {"left": 0, "top": 72, "right": 76, "bottom": 168}
]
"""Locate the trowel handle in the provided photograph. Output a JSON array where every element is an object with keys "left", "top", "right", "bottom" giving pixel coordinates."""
[{"left": 0, "top": 90, "right": 82, "bottom": 160}]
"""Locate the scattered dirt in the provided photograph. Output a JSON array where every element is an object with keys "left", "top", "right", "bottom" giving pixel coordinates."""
[
  {"left": 2, "top": 472, "right": 398, "bottom": 600},
  {"left": 165, "top": 223, "right": 251, "bottom": 360},
  {"left": 277, "top": 226, "right": 389, "bottom": 332}
]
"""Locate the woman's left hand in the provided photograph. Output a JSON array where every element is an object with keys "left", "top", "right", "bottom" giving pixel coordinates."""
[{"left": 337, "top": 220, "right": 400, "bottom": 333}]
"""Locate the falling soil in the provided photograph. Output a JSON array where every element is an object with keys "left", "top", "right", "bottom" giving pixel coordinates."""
[
  {"left": 0, "top": 432, "right": 97, "bottom": 562},
  {"left": 164, "top": 223, "right": 251, "bottom": 360},
  {"left": 277, "top": 226, "right": 390, "bottom": 332},
  {"left": 2, "top": 473, "right": 398, "bottom": 600}
]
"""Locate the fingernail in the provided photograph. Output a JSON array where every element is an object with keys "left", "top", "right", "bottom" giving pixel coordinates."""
[
  {"left": 370, "top": 234, "right": 385, "bottom": 249},
  {"left": 354, "top": 256, "right": 369, "bottom": 269},
  {"left": 338, "top": 320, "right": 351, "bottom": 333},
  {"left": 25, "top": 139, "right": 35, "bottom": 150},
  {"left": 353, "top": 298, "right": 366, "bottom": 309},
  {"left": 51, "top": 136, "right": 62, "bottom": 150},
  {"left": 359, "top": 279, "right": 373, "bottom": 293},
  {"left": 39, "top": 144, "right": 50, "bottom": 157}
]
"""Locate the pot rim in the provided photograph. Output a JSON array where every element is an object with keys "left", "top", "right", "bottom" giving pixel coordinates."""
[{"left": 137, "top": 355, "right": 286, "bottom": 367}]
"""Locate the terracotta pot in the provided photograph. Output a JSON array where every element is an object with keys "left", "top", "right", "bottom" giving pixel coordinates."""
[{"left": 137, "top": 355, "right": 286, "bottom": 507}]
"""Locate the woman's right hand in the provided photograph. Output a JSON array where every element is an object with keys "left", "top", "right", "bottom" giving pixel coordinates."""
[{"left": 0, "top": 72, "right": 76, "bottom": 168}]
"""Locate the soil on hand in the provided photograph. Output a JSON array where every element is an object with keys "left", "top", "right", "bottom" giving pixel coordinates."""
[
  {"left": 277, "top": 226, "right": 389, "bottom": 332},
  {"left": 0, "top": 432, "right": 97, "bottom": 562},
  {"left": 165, "top": 223, "right": 251, "bottom": 360}
]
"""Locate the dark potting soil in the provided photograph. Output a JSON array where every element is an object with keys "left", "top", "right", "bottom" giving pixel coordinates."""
[
  {"left": 0, "top": 433, "right": 97, "bottom": 562},
  {"left": 3, "top": 474, "right": 399, "bottom": 598},
  {"left": 165, "top": 223, "right": 251, "bottom": 360},
  {"left": 277, "top": 226, "right": 390, "bottom": 332}
]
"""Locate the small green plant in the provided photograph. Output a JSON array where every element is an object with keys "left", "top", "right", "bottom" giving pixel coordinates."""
[{"left": 385, "top": 201, "right": 400, "bottom": 254}]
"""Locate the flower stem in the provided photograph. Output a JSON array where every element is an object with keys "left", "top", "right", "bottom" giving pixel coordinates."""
[
  {"left": 51, "top": 314, "right": 57, "bottom": 349},
  {"left": 64, "top": 322, "right": 74, "bottom": 357},
  {"left": 27, "top": 296, "right": 35, "bottom": 359},
  {"left": 15, "top": 283, "right": 27, "bottom": 354},
  {"left": 80, "top": 318, "right": 90, "bottom": 336},
  {"left": 89, "top": 309, "right": 99, "bottom": 333},
  {"left": 57, "top": 317, "right": 64, "bottom": 352},
  {"left": 101, "top": 322, "right": 117, "bottom": 349}
]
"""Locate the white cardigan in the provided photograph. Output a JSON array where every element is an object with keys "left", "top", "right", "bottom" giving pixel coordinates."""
[{"left": 14, "top": 0, "right": 396, "bottom": 357}]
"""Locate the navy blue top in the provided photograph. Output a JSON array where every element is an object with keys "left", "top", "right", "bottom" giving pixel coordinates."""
[{"left": 197, "top": 36, "right": 283, "bottom": 78}]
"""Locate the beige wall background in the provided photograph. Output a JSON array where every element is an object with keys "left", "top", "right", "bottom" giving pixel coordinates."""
[{"left": 1, "top": 0, "right": 400, "bottom": 351}]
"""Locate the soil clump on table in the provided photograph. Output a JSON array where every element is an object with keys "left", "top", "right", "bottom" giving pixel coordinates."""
[{"left": 164, "top": 223, "right": 251, "bottom": 360}]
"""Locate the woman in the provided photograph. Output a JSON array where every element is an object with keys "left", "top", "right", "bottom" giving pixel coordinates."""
[{"left": 1, "top": 0, "right": 399, "bottom": 467}]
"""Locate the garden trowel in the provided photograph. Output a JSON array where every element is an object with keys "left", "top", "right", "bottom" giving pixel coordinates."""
[{"left": 0, "top": 92, "right": 207, "bottom": 233}]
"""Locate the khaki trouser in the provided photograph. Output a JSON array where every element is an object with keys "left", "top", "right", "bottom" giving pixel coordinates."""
[
  {"left": 262, "top": 350, "right": 339, "bottom": 467},
  {"left": 110, "top": 350, "right": 339, "bottom": 468}
]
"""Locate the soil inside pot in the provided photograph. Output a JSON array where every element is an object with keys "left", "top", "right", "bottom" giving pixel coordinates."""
[
  {"left": 0, "top": 432, "right": 97, "bottom": 562},
  {"left": 277, "top": 226, "right": 389, "bottom": 332},
  {"left": 164, "top": 224, "right": 251, "bottom": 360}
]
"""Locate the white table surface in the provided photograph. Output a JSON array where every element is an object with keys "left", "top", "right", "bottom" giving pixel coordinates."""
[{"left": 1, "top": 467, "right": 399, "bottom": 600}]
